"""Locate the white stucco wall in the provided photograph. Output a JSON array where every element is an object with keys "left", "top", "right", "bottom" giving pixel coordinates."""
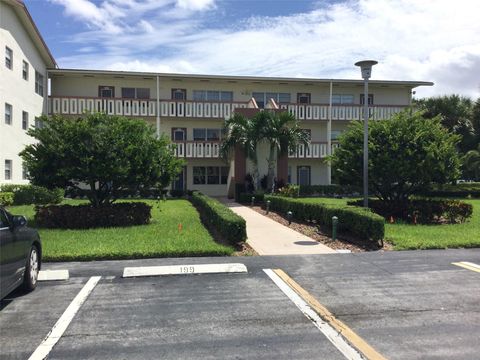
[{"left": 0, "top": 1, "right": 48, "bottom": 184}]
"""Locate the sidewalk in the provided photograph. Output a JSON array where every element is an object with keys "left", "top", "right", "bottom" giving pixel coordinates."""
[{"left": 220, "top": 198, "right": 336, "bottom": 255}]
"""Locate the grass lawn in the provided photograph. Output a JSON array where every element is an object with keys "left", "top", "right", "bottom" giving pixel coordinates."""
[
  {"left": 297, "top": 197, "right": 480, "bottom": 250},
  {"left": 7, "top": 199, "right": 234, "bottom": 261}
]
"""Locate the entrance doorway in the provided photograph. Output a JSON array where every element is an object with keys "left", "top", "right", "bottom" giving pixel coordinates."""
[{"left": 173, "top": 166, "right": 186, "bottom": 190}]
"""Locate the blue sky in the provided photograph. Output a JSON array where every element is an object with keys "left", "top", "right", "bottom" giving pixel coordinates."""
[{"left": 25, "top": 0, "right": 480, "bottom": 98}]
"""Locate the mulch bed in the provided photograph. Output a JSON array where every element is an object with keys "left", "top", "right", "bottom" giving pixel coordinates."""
[{"left": 250, "top": 205, "right": 392, "bottom": 253}]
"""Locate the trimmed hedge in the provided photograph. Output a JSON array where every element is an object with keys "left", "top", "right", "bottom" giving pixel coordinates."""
[
  {"left": 190, "top": 192, "right": 246, "bottom": 245},
  {"left": 0, "top": 192, "right": 14, "bottom": 206},
  {"left": 348, "top": 198, "right": 473, "bottom": 224},
  {"left": 35, "top": 202, "right": 151, "bottom": 229},
  {"left": 420, "top": 183, "right": 480, "bottom": 198},
  {"left": 0, "top": 184, "right": 63, "bottom": 205},
  {"left": 264, "top": 195, "right": 385, "bottom": 242},
  {"left": 237, "top": 192, "right": 265, "bottom": 204}
]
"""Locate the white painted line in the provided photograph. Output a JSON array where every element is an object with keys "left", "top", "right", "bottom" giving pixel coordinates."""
[
  {"left": 263, "top": 269, "right": 363, "bottom": 360},
  {"left": 452, "top": 261, "right": 480, "bottom": 273},
  {"left": 336, "top": 250, "right": 352, "bottom": 254},
  {"left": 460, "top": 261, "right": 480, "bottom": 270},
  {"left": 38, "top": 270, "right": 69, "bottom": 281},
  {"left": 28, "top": 276, "right": 101, "bottom": 360},
  {"left": 123, "top": 263, "right": 247, "bottom": 278}
]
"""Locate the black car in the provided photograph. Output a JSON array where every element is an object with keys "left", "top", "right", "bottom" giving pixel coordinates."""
[{"left": 0, "top": 206, "right": 42, "bottom": 299}]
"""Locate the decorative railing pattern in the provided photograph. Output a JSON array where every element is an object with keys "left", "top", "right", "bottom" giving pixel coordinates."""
[
  {"left": 48, "top": 97, "right": 248, "bottom": 119},
  {"left": 279, "top": 104, "right": 407, "bottom": 121},
  {"left": 49, "top": 97, "right": 407, "bottom": 121},
  {"left": 172, "top": 141, "right": 221, "bottom": 158},
  {"left": 289, "top": 142, "right": 339, "bottom": 159}
]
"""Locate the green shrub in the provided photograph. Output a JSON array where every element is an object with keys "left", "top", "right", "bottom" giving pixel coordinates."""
[
  {"left": 298, "top": 185, "right": 342, "bottom": 196},
  {"left": 0, "top": 184, "right": 63, "bottom": 205},
  {"left": 265, "top": 195, "right": 384, "bottom": 242},
  {"left": 347, "top": 198, "right": 473, "bottom": 224},
  {"left": 237, "top": 191, "right": 265, "bottom": 204},
  {"left": 35, "top": 202, "right": 151, "bottom": 229},
  {"left": 421, "top": 183, "right": 480, "bottom": 198},
  {"left": 0, "top": 192, "right": 14, "bottom": 206},
  {"left": 190, "top": 192, "right": 246, "bottom": 245},
  {"left": 277, "top": 184, "right": 300, "bottom": 198}
]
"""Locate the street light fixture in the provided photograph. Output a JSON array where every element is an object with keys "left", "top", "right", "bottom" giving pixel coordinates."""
[{"left": 355, "top": 60, "right": 377, "bottom": 208}]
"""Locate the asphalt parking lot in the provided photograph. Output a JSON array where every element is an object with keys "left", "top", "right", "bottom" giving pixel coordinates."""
[{"left": 1, "top": 249, "right": 479, "bottom": 360}]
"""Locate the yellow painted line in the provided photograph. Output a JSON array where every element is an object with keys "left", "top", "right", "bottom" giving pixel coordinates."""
[
  {"left": 273, "top": 269, "right": 387, "bottom": 360},
  {"left": 452, "top": 262, "right": 480, "bottom": 273}
]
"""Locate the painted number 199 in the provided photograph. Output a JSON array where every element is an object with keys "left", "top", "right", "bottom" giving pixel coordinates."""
[{"left": 180, "top": 266, "right": 195, "bottom": 273}]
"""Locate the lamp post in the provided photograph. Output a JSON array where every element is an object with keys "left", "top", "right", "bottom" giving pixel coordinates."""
[{"left": 354, "top": 60, "right": 377, "bottom": 208}]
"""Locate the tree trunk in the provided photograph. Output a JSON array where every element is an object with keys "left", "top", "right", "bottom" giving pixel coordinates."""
[{"left": 266, "top": 144, "right": 276, "bottom": 191}]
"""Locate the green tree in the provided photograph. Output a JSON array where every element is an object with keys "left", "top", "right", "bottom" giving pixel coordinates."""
[
  {"left": 415, "top": 95, "right": 474, "bottom": 153},
  {"left": 21, "top": 113, "right": 184, "bottom": 206},
  {"left": 331, "top": 111, "right": 461, "bottom": 204},
  {"left": 260, "top": 111, "right": 309, "bottom": 189},
  {"left": 220, "top": 112, "right": 266, "bottom": 189},
  {"left": 463, "top": 145, "right": 480, "bottom": 181}
]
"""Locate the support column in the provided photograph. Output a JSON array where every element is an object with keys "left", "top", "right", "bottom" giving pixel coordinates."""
[
  {"left": 156, "top": 75, "right": 160, "bottom": 138},
  {"left": 327, "top": 81, "right": 333, "bottom": 185}
]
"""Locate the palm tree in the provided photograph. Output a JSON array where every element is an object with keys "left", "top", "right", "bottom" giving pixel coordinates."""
[
  {"left": 464, "top": 144, "right": 480, "bottom": 180},
  {"left": 220, "top": 112, "right": 265, "bottom": 189},
  {"left": 260, "top": 111, "right": 309, "bottom": 190}
]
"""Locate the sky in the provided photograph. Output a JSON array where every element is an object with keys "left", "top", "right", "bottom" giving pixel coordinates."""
[{"left": 25, "top": 0, "right": 480, "bottom": 99}]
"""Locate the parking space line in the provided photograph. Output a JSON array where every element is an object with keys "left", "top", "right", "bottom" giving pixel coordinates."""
[
  {"left": 123, "top": 263, "right": 247, "bottom": 277},
  {"left": 38, "top": 270, "right": 69, "bottom": 281},
  {"left": 452, "top": 262, "right": 480, "bottom": 273},
  {"left": 28, "top": 276, "right": 101, "bottom": 360},
  {"left": 264, "top": 268, "right": 387, "bottom": 360}
]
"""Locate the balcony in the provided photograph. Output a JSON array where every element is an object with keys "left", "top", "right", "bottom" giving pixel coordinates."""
[
  {"left": 289, "top": 142, "right": 339, "bottom": 159},
  {"left": 172, "top": 141, "right": 221, "bottom": 158},
  {"left": 48, "top": 97, "right": 249, "bottom": 119},
  {"left": 48, "top": 96, "right": 407, "bottom": 121}
]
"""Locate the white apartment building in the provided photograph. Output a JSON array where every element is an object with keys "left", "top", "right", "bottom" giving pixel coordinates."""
[
  {"left": 0, "top": 0, "right": 56, "bottom": 184},
  {"left": 1, "top": 0, "right": 433, "bottom": 196}
]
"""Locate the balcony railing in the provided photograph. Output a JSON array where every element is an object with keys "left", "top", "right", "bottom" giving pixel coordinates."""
[
  {"left": 279, "top": 103, "right": 407, "bottom": 121},
  {"left": 289, "top": 142, "right": 339, "bottom": 159},
  {"left": 48, "top": 97, "right": 249, "bottom": 119},
  {"left": 48, "top": 96, "right": 407, "bottom": 121},
  {"left": 172, "top": 141, "right": 221, "bottom": 158}
]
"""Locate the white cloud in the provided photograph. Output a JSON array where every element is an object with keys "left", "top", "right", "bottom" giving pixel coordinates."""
[{"left": 52, "top": 0, "right": 480, "bottom": 98}]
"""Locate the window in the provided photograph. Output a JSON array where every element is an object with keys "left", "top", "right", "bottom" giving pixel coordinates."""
[
  {"left": 332, "top": 94, "right": 354, "bottom": 104},
  {"left": 22, "top": 163, "right": 28, "bottom": 180},
  {"left": 193, "top": 167, "right": 206, "bottom": 184},
  {"left": 5, "top": 47, "right": 12, "bottom": 69},
  {"left": 192, "top": 90, "right": 233, "bottom": 102},
  {"left": 34, "top": 117, "right": 44, "bottom": 129},
  {"left": 193, "top": 128, "right": 222, "bottom": 141},
  {"left": 5, "top": 103, "right": 12, "bottom": 125},
  {"left": 297, "top": 93, "right": 311, "bottom": 104},
  {"left": 172, "top": 89, "right": 186, "bottom": 100},
  {"left": 4, "top": 160, "right": 12, "bottom": 180},
  {"left": 35, "top": 71, "right": 44, "bottom": 96},
  {"left": 331, "top": 130, "right": 342, "bottom": 140},
  {"left": 193, "top": 166, "right": 229, "bottom": 185},
  {"left": 288, "top": 166, "right": 292, "bottom": 183},
  {"left": 22, "top": 111, "right": 28, "bottom": 130},
  {"left": 122, "top": 87, "right": 150, "bottom": 99},
  {"left": 22, "top": 61, "right": 29, "bottom": 80},
  {"left": 252, "top": 92, "right": 291, "bottom": 108},
  {"left": 98, "top": 85, "right": 114, "bottom": 98},
  {"left": 360, "top": 94, "right": 374, "bottom": 105},
  {"left": 207, "top": 166, "right": 220, "bottom": 184}
]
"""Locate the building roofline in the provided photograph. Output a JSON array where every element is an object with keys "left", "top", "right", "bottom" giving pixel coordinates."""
[
  {"left": 48, "top": 68, "right": 434, "bottom": 88},
  {"left": 7, "top": 0, "right": 57, "bottom": 68}
]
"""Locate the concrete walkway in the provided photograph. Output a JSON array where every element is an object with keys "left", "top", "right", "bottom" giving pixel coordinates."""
[{"left": 220, "top": 199, "right": 336, "bottom": 255}]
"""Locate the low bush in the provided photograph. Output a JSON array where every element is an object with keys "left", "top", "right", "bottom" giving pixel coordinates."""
[
  {"left": 265, "top": 195, "right": 385, "bottom": 242},
  {"left": 234, "top": 183, "right": 246, "bottom": 202},
  {"left": 0, "top": 192, "right": 14, "bottom": 206},
  {"left": 237, "top": 192, "right": 265, "bottom": 204},
  {"left": 298, "top": 185, "right": 342, "bottom": 196},
  {"left": 35, "top": 202, "right": 151, "bottom": 229},
  {"left": 190, "top": 192, "right": 246, "bottom": 245},
  {"left": 277, "top": 184, "right": 300, "bottom": 198},
  {"left": 0, "top": 184, "right": 63, "bottom": 205},
  {"left": 347, "top": 198, "right": 473, "bottom": 224}
]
